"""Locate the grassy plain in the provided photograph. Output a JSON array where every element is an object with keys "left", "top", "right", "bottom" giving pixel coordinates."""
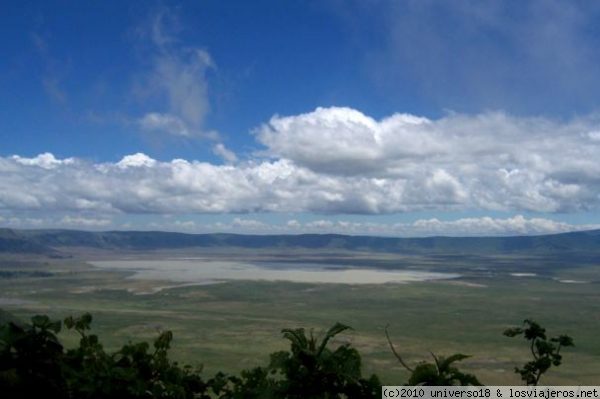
[{"left": 0, "top": 249, "right": 599, "bottom": 385}]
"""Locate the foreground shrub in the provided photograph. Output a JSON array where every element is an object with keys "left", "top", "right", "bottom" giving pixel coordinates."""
[
  {"left": 1, "top": 313, "right": 209, "bottom": 399},
  {"left": 0, "top": 314, "right": 66, "bottom": 397},
  {"left": 385, "top": 325, "right": 481, "bottom": 386},
  {"left": 0, "top": 315, "right": 378, "bottom": 398},
  {"left": 204, "top": 323, "right": 380, "bottom": 398},
  {"left": 0, "top": 312, "right": 575, "bottom": 398},
  {"left": 267, "top": 323, "right": 380, "bottom": 398},
  {"left": 504, "top": 319, "right": 574, "bottom": 386}
]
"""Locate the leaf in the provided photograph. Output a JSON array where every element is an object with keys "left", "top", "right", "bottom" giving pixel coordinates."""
[
  {"left": 48, "top": 320, "right": 62, "bottom": 334},
  {"left": 535, "top": 340, "right": 555, "bottom": 356},
  {"left": 554, "top": 335, "right": 574, "bottom": 347},
  {"left": 78, "top": 313, "right": 92, "bottom": 330},
  {"left": 268, "top": 351, "right": 290, "bottom": 370},
  {"left": 449, "top": 370, "right": 482, "bottom": 386},
  {"left": 281, "top": 328, "right": 308, "bottom": 351},
  {"left": 506, "top": 320, "right": 573, "bottom": 386},
  {"left": 523, "top": 320, "right": 546, "bottom": 340},
  {"left": 64, "top": 316, "right": 74, "bottom": 329},
  {"left": 503, "top": 327, "right": 523, "bottom": 337},
  {"left": 154, "top": 330, "right": 173, "bottom": 350},
  {"left": 437, "top": 353, "right": 471, "bottom": 372},
  {"left": 408, "top": 363, "right": 438, "bottom": 385},
  {"left": 31, "top": 314, "right": 50, "bottom": 328},
  {"left": 317, "top": 323, "right": 351, "bottom": 356}
]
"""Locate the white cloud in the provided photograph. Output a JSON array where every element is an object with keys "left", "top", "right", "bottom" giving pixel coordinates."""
[
  {"left": 59, "top": 216, "right": 112, "bottom": 228},
  {"left": 31, "top": 32, "right": 69, "bottom": 105},
  {"left": 588, "top": 131, "right": 600, "bottom": 141},
  {"left": 305, "top": 220, "right": 335, "bottom": 229},
  {"left": 173, "top": 220, "right": 196, "bottom": 230},
  {"left": 286, "top": 219, "right": 301, "bottom": 228},
  {"left": 138, "top": 113, "right": 190, "bottom": 136},
  {"left": 11, "top": 153, "right": 75, "bottom": 169},
  {"left": 149, "top": 47, "right": 214, "bottom": 138},
  {"left": 137, "top": 9, "right": 217, "bottom": 141},
  {"left": 3, "top": 107, "right": 600, "bottom": 222},
  {"left": 0, "top": 215, "right": 111, "bottom": 230},
  {"left": 405, "top": 215, "right": 596, "bottom": 236},
  {"left": 116, "top": 153, "right": 157, "bottom": 168},
  {"left": 212, "top": 143, "right": 238, "bottom": 163},
  {"left": 231, "top": 218, "right": 267, "bottom": 229},
  {"left": 257, "top": 107, "right": 600, "bottom": 213},
  {"left": 162, "top": 215, "right": 599, "bottom": 236}
]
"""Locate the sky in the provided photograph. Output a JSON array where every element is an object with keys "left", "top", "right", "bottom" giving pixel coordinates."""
[{"left": 2, "top": 0, "right": 600, "bottom": 236}]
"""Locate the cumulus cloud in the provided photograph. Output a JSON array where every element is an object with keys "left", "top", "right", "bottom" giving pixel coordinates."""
[
  {"left": 257, "top": 107, "right": 600, "bottom": 213},
  {"left": 406, "top": 215, "right": 598, "bottom": 236},
  {"left": 172, "top": 220, "right": 196, "bottom": 230},
  {"left": 133, "top": 215, "right": 599, "bottom": 237},
  {"left": 286, "top": 219, "right": 301, "bottom": 229},
  {"left": 11, "top": 153, "right": 75, "bottom": 169},
  {"left": 231, "top": 218, "right": 267, "bottom": 229},
  {"left": 0, "top": 215, "right": 112, "bottom": 229},
  {"left": 59, "top": 216, "right": 112, "bottom": 228},
  {"left": 285, "top": 215, "right": 600, "bottom": 237},
  {"left": 2, "top": 107, "right": 600, "bottom": 225},
  {"left": 116, "top": 153, "right": 157, "bottom": 168}
]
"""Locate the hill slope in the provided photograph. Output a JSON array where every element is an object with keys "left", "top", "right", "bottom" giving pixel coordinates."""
[{"left": 1, "top": 228, "right": 599, "bottom": 255}]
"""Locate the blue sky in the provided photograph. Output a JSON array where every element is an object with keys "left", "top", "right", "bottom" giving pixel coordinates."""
[{"left": 2, "top": 0, "right": 600, "bottom": 236}]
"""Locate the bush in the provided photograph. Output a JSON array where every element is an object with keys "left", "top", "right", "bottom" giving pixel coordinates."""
[
  {"left": 1, "top": 313, "right": 208, "bottom": 399},
  {"left": 504, "top": 319, "right": 574, "bottom": 386},
  {"left": 385, "top": 324, "right": 481, "bottom": 386},
  {"left": 0, "top": 312, "right": 575, "bottom": 398}
]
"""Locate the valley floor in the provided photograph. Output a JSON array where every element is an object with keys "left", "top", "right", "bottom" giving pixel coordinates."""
[{"left": 1, "top": 249, "right": 599, "bottom": 385}]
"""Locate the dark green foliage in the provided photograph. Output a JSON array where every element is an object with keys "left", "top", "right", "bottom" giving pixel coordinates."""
[
  {"left": 384, "top": 325, "right": 481, "bottom": 386},
  {"left": 206, "top": 323, "right": 380, "bottom": 398},
  {"left": 0, "top": 314, "right": 66, "bottom": 397},
  {"left": 62, "top": 313, "right": 208, "bottom": 399},
  {"left": 504, "top": 319, "right": 574, "bottom": 386},
  {"left": 0, "top": 312, "right": 577, "bottom": 398},
  {"left": 407, "top": 353, "right": 481, "bottom": 386},
  {"left": 267, "top": 323, "right": 380, "bottom": 398},
  {"left": 207, "top": 368, "right": 280, "bottom": 399},
  {"left": 0, "top": 314, "right": 378, "bottom": 399},
  {"left": 1, "top": 313, "right": 209, "bottom": 399}
]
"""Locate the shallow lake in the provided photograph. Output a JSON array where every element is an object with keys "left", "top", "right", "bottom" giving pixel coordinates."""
[{"left": 89, "top": 260, "right": 460, "bottom": 285}]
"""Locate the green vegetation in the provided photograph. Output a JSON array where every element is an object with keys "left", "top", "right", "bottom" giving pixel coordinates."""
[
  {"left": 0, "top": 252, "right": 597, "bottom": 385},
  {"left": 1, "top": 313, "right": 206, "bottom": 398},
  {"left": 385, "top": 325, "right": 481, "bottom": 386},
  {"left": 504, "top": 319, "right": 574, "bottom": 385},
  {"left": 0, "top": 313, "right": 380, "bottom": 398},
  {"left": 0, "top": 313, "right": 573, "bottom": 398}
]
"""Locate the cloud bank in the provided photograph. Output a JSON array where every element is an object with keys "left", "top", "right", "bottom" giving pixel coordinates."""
[
  {"left": 257, "top": 107, "right": 600, "bottom": 213},
  {"left": 156, "top": 215, "right": 599, "bottom": 237},
  {"left": 2, "top": 107, "right": 600, "bottom": 234}
]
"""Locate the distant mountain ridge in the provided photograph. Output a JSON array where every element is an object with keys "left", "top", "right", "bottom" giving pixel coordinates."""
[{"left": 1, "top": 228, "right": 599, "bottom": 255}]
